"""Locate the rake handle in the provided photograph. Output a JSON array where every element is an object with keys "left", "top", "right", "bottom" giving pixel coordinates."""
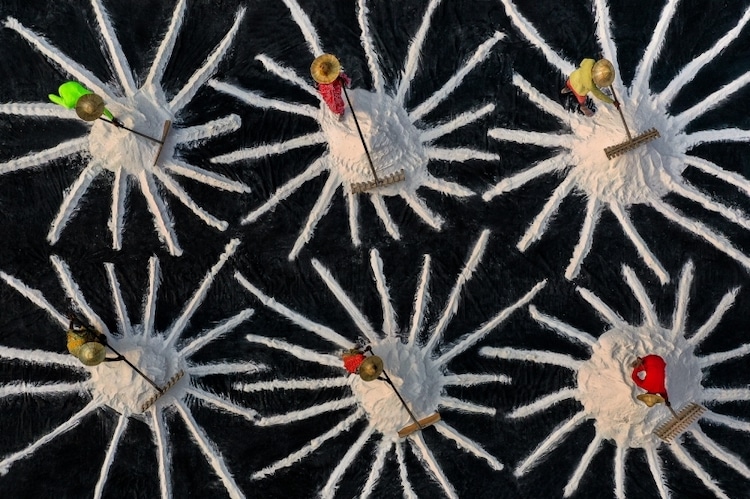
[
  {"left": 100, "top": 117, "right": 164, "bottom": 144},
  {"left": 381, "top": 371, "right": 423, "bottom": 430},
  {"left": 665, "top": 400, "right": 678, "bottom": 418},
  {"left": 608, "top": 86, "right": 632, "bottom": 140},
  {"left": 106, "top": 344, "right": 163, "bottom": 393},
  {"left": 341, "top": 85, "right": 381, "bottom": 184}
]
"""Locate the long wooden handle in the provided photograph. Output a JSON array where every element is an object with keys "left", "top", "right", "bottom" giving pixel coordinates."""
[
  {"left": 608, "top": 86, "right": 632, "bottom": 140},
  {"left": 341, "top": 85, "right": 380, "bottom": 183}
]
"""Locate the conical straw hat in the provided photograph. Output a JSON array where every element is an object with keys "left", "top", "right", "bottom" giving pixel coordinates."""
[
  {"left": 592, "top": 59, "right": 615, "bottom": 87},
  {"left": 637, "top": 393, "right": 665, "bottom": 407},
  {"left": 311, "top": 54, "right": 341, "bottom": 84},
  {"left": 77, "top": 341, "right": 106, "bottom": 366},
  {"left": 358, "top": 355, "right": 384, "bottom": 381},
  {"left": 75, "top": 93, "right": 106, "bottom": 121}
]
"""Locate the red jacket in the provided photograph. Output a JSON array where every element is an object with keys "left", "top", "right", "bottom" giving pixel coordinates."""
[
  {"left": 631, "top": 354, "right": 668, "bottom": 400},
  {"left": 317, "top": 73, "right": 351, "bottom": 115},
  {"left": 342, "top": 350, "right": 365, "bottom": 374}
]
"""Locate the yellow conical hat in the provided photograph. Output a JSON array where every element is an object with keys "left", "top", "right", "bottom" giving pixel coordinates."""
[
  {"left": 77, "top": 341, "right": 107, "bottom": 366},
  {"left": 592, "top": 59, "right": 615, "bottom": 87},
  {"left": 311, "top": 54, "right": 341, "bottom": 84},
  {"left": 75, "top": 93, "right": 106, "bottom": 121},
  {"left": 637, "top": 393, "right": 665, "bottom": 407},
  {"left": 358, "top": 355, "right": 384, "bottom": 381}
]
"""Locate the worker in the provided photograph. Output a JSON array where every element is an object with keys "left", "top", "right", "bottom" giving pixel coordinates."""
[
  {"left": 631, "top": 354, "right": 670, "bottom": 408},
  {"left": 562, "top": 58, "right": 618, "bottom": 116}
]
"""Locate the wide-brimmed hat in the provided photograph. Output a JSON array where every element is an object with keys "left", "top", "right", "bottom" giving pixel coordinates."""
[
  {"left": 76, "top": 341, "right": 106, "bottom": 366},
  {"left": 75, "top": 93, "right": 106, "bottom": 121},
  {"left": 592, "top": 58, "right": 615, "bottom": 87},
  {"left": 311, "top": 54, "right": 341, "bottom": 84},
  {"left": 636, "top": 393, "right": 666, "bottom": 407}
]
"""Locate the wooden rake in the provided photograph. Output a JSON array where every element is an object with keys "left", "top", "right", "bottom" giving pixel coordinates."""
[
  {"left": 653, "top": 402, "right": 705, "bottom": 442},
  {"left": 342, "top": 86, "right": 406, "bottom": 194},
  {"left": 140, "top": 370, "right": 186, "bottom": 412},
  {"left": 604, "top": 86, "right": 660, "bottom": 159}
]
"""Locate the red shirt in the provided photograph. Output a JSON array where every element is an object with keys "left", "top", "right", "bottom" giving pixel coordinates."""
[
  {"left": 342, "top": 351, "right": 365, "bottom": 374},
  {"left": 631, "top": 354, "right": 668, "bottom": 400},
  {"left": 317, "top": 73, "right": 351, "bottom": 115}
]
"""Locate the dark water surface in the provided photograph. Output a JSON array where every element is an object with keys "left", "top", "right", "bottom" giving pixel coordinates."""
[{"left": 0, "top": 0, "right": 749, "bottom": 497}]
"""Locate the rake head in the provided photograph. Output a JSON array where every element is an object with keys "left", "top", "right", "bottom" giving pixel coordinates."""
[
  {"left": 398, "top": 412, "right": 441, "bottom": 438},
  {"left": 152, "top": 120, "right": 172, "bottom": 166},
  {"left": 604, "top": 128, "right": 660, "bottom": 159},
  {"left": 350, "top": 170, "right": 406, "bottom": 194},
  {"left": 653, "top": 402, "right": 705, "bottom": 443},
  {"left": 140, "top": 370, "right": 185, "bottom": 412}
]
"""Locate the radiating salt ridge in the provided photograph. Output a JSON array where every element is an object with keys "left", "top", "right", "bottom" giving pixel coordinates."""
[
  {"left": 238, "top": 229, "right": 545, "bottom": 496},
  {"left": 0, "top": 238, "right": 260, "bottom": 498},
  {"left": 1, "top": 0, "right": 249, "bottom": 256},
  {"left": 488, "top": 0, "right": 750, "bottom": 283},
  {"left": 483, "top": 261, "right": 750, "bottom": 498},
  {"left": 209, "top": 0, "right": 502, "bottom": 259}
]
